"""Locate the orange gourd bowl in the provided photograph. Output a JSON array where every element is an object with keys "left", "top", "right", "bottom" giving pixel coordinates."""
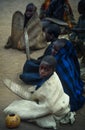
[{"left": 5, "top": 114, "right": 21, "bottom": 128}]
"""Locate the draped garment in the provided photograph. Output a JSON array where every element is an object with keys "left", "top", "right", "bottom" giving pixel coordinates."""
[
  {"left": 20, "top": 40, "right": 85, "bottom": 111},
  {"left": 4, "top": 72, "right": 74, "bottom": 129}
]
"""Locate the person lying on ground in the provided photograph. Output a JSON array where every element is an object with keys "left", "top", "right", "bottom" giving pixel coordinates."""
[{"left": 4, "top": 55, "right": 75, "bottom": 129}]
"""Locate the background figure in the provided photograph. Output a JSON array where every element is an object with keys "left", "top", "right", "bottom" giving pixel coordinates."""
[
  {"left": 69, "top": 0, "right": 85, "bottom": 43},
  {"left": 69, "top": 0, "right": 85, "bottom": 79},
  {"left": 40, "top": 0, "right": 75, "bottom": 29},
  {"left": 24, "top": 3, "right": 37, "bottom": 28},
  {"left": 4, "top": 3, "right": 47, "bottom": 51}
]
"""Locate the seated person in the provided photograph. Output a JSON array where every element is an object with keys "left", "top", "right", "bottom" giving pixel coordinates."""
[
  {"left": 75, "top": 43, "right": 85, "bottom": 84},
  {"left": 69, "top": 0, "right": 85, "bottom": 43},
  {"left": 4, "top": 3, "right": 47, "bottom": 51},
  {"left": 39, "top": 0, "right": 52, "bottom": 19},
  {"left": 20, "top": 23, "right": 61, "bottom": 84},
  {"left": 51, "top": 39, "right": 85, "bottom": 111},
  {"left": 69, "top": 0, "right": 85, "bottom": 71},
  {"left": 4, "top": 55, "right": 75, "bottom": 129},
  {"left": 40, "top": 0, "right": 75, "bottom": 29},
  {"left": 20, "top": 38, "right": 85, "bottom": 112}
]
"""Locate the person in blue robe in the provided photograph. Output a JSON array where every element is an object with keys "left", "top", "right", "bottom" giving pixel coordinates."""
[{"left": 51, "top": 39, "right": 85, "bottom": 111}]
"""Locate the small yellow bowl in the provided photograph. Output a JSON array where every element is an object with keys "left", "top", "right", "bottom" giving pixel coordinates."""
[{"left": 5, "top": 114, "right": 21, "bottom": 128}]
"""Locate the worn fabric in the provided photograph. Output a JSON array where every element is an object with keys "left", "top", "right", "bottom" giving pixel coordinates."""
[
  {"left": 20, "top": 40, "right": 85, "bottom": 111},
  {"left": 45, "top": 0, "right": 65, "bottom": 20},
  {"left": 70, "top": 12, "right": 85, "bottom": 43},
  {"left": 4, "top": 72, "right": 75, "bottom": 129},
  {"left": 5, "top": 11, "right": 47, "bottom": 50},
  {"left": 41, "top": 0, "right": 75, "bottom": 23},
  {"left": 9, "top": 11, "right": 24, "bottom": 49},
  {"left": 18, "top": 12, "right": 47, "bottom": 50},
  {"left": 53, "top": 40, "right": 85, "bottom": 111}
]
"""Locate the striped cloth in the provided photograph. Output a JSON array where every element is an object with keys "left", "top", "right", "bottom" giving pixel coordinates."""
[{"left": 54, "top": 40, "right": 85, "bottom": 111}]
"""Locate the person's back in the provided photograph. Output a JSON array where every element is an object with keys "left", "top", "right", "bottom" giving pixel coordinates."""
[
  {"left": 52, "top": 38, "right": 85, "bottom": 111},
  {"left": 46, "top": 0, "right": 65, "bottom": 20}
]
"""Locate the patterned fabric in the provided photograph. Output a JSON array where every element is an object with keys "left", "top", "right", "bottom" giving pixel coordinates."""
[
  {"left": 46, "top": 0, "right": 64, "bottom": 20},
  {"left": 40, "top": 0, "right": 75, "bottom": 25}
]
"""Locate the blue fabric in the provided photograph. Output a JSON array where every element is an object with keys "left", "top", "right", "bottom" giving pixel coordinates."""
[
  {"left": 20, "top": 40, "right": 85, "bottom": 111},
  {"left": 53, "top": 41, "right": 85, "bottom": 111}
]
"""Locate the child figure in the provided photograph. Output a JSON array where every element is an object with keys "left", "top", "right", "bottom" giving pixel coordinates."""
[
  {"left": 4, "top": 55, "right": 75, "bottom": 129},
  {"left": 20, "top": 38, "right": 85, "bottom": 112},
  {"left": 20, "top": 23, "right": 61, "bottom": 85}
]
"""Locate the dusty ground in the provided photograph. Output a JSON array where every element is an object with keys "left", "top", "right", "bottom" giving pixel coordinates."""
[{"left": 0, "top": 0, "right": 85, "bottom": 130}]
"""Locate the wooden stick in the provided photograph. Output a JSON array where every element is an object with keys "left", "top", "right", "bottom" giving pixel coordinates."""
[{"left": 24, "top": 28, "right": 30, "bottom": 60}]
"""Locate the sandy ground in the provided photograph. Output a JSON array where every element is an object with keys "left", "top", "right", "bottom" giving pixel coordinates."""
[
  {"left": 0, "top": 0, "right": 85, "bottom": 130},
  {"left": 0, "top": 0, "right": 45, "bottom": 104}
]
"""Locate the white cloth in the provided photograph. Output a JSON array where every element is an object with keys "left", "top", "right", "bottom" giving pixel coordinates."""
[{"left": 4, "top": 72, "right": 75, "bottom": 129}]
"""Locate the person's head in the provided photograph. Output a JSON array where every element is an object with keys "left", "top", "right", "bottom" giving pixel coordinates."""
[
  {"left": 44, "top": 23, "right": 61, "bottom": 42},
  {"left": 51, "top": 38, "right": 66, "bottom": 55},
  {"left": 78, "top": 0, "right": 85, "bottom": 15},
  {"left": 39, "top": 55, "right": 56, "bottom": 78},
  {"left": 25, "top": 3, "right": 37, "bottom": 19}
]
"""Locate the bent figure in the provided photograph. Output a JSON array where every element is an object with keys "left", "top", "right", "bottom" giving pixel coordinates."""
[
  {"left": 4, "top": 56, "right": 75, "bottom": 129},
  {"left": 4, "top": 3, "right": 47, "bottom": 51}
]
